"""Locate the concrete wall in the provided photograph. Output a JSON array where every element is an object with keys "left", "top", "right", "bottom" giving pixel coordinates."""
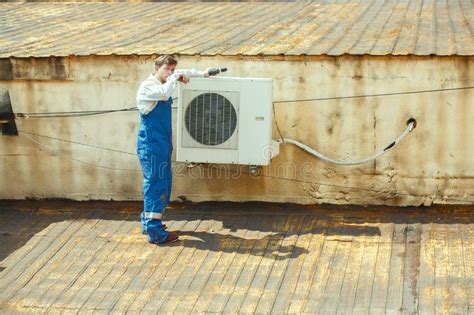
[{"left": 0, "top": 55, "right": 473, "bottom": 206}]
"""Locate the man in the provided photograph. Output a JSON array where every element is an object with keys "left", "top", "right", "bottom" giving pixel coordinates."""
[{"left": 136, "top": 55, "right": 210, "bottom": 244}]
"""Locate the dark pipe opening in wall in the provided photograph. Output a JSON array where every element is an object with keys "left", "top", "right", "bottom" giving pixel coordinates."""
[{"left": 406, "top": 118, "right": 417, "bottom": 129}]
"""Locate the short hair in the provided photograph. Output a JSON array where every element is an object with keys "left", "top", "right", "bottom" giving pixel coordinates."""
[{"left": 155, "top": 55, "right": 178, "bottom": 68}]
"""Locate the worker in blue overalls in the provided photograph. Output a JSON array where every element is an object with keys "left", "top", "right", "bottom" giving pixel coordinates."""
[{"left": 136, "top": 55, "right": 210, "bottom": 244}]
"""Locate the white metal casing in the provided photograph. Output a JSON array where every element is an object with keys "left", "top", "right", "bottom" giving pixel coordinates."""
[{"left": 177, "top": 76, "right": 278, "bottom": 165}]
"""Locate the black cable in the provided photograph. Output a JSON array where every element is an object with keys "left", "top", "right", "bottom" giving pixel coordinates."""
[
  {"left": 21, "top": 133, "right": 141, "bottom": 171},
  {"left": 18, "top": 130, "right": 136, "bottom": 155},
  {"left": 19, "top": 108, "right": 135, "bottom": 116},
  {"left": 17, "top": 107, "right": 138, "bottom": 118},
  {"left": 12, "top": 87, "right": 474, "bottom": 118},
  {"left": 15, "top": 97, "right": 179, "bottom": 118},
  {"left": 273, "top": 86, "right": 474, "bottom": 104}
]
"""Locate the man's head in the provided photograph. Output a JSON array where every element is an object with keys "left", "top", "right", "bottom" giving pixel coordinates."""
[{"left": 154, "top": 55, "right": 178, "bottom": 83}]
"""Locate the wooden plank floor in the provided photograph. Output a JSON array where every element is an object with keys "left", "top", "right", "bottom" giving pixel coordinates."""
[{"left": 0, "top": 201, "right": 473, "bottom": 314}]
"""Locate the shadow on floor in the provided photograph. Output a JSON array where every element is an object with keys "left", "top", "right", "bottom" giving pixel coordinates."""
[{"left": 1, "top": 200, "right": 473, "bottom": 270}]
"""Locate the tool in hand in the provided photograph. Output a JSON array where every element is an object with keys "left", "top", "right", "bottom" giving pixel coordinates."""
[{"left": 207, "top": 68, "right": 228, "bottom": 76}]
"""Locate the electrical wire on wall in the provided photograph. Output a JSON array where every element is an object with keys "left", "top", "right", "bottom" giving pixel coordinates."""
[
  {"left": 14, "top": 97, "right": 179, "bottom": 118},
  {"left": 16, "top": 107, "right": 138, "bottom": 118},
  {"left": 12, "top": 86, "right": 474, "bottom": 118},
  {"left": 22, "top": 133, "right": 141, "bottom": 172}
]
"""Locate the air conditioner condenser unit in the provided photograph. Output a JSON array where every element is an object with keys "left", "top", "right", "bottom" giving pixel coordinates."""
[{"left": 177, "top": 76, "right": 279, "bottom": 165}]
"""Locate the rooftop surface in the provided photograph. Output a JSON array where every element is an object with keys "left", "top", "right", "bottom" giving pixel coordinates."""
[
  {"left": 0, "top": 200, "right": 473, "bottom": 313},
  {"left": 1, "top": 1, "right": 473, "bottom": 58}
]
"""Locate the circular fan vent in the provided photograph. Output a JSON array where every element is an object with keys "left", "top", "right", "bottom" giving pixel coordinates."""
[{"left": 185, "top": 92, "right": 237, "bottom": 146}]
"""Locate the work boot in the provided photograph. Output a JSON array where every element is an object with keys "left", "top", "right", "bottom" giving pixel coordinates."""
[
  {"left": 141, "top": 224, "right": 167, "bottom": 235},
  {"left": 148, "top": 231, "right": 179, "bottom": 245},
  {"left": 162, "top": 231, "right": 179, "bottom": 244}
]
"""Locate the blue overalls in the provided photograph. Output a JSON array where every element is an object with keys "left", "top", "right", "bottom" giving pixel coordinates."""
[{"left": 137, "top": 97, "right": 173, "bottom": 244}]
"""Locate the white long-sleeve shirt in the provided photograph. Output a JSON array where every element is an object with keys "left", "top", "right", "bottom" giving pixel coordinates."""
[{"left": 136, "top": 69, "right": 206, "bottom": 115}]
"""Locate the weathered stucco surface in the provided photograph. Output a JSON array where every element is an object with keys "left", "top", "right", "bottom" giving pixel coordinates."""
[{"left": 0, "top": 55, "right": 472, "bottom": 205}]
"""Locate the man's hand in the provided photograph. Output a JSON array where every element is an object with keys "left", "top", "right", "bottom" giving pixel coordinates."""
[
  {"left": 177, "top": 74, "right": 189, "bottom": 84},
  {"left": 204, "top": 68, "right": 212, "bottom": 77}
]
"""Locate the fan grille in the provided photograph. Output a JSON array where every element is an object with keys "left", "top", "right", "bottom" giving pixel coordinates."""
[{"left": 185, "top": 92, "right": 237, "bottom": 146}]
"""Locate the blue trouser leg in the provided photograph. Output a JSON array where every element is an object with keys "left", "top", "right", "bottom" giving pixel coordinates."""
[
  {"left": 167, "top": 153, "right": 172, "bottom": 205},
  {"left": 138, "top": 145, "right": 171, "bottom": 244},
  {"left": 140, "top": 213, "right": 167, "bottom": 243},
  {"left": 140, "top": 212, "right": 166, "bottom": 235}
]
